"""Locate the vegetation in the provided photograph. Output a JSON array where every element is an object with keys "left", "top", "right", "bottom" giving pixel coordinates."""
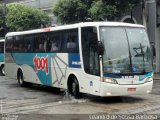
[
  {"left": 6, "top": 3, "right": 50, "bottom": 31},
  {"left": 0, "top": 4, "right": 7, "bottom": 37},
  {"left": 53, "top": 0, "right": 141, "bottom": 24},
  {"left": 0, "top": 3, "right": 50, "bottom": 34}
]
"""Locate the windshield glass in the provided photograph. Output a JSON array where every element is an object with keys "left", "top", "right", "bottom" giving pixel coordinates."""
[{"left": 100, "top": 27, "right": 152, "bottom": 75}]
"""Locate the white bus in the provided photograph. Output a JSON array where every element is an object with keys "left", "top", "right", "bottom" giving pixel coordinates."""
[
  {"left": 5, "top": 22, "right": 153, "bottom": 98},
  {"left": 0, "top": 39, "right": 5, "bottom": 75}
]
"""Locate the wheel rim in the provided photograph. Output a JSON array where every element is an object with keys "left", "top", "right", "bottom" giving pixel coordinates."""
[
  {"left": 72, "top": 82, "right": 76, "bottom": 95},
  {"left": 19, "top": 75, "right": 23, "bottom": 85}
]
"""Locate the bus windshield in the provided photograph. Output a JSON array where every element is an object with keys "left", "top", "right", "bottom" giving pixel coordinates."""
[{"left": 100, "top": 27, "right": 153, "bottom": 75}]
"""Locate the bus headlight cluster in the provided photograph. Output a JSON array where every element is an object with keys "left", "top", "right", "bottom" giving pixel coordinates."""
[
  {"left": 103, "top": 78, "right": 118, "bottom": 84},
  {"left": 145, "top": 77, "right": 153, "bottom": 82}
]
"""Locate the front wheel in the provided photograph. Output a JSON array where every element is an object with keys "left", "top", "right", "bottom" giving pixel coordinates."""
[
  {"left": 70, "top": 78, "right": 80, "bottom": 99},
  {"left": 18, "top": 70, "right": 26, "bottom": 87}
]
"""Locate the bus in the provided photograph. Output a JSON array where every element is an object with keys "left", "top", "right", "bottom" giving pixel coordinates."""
[
  {"left": 0, "top": 39, "right": 5, "bottom": 75},
  {"left": 5, "top": 22, "right": 153, "bottom": 98}
]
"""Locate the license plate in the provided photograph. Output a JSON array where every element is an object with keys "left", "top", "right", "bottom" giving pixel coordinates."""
[{"left": 128, "top": 88, "right": 136, "bottom": 91}]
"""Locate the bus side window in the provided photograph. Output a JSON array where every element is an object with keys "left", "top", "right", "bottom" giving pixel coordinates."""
[
  {"left": 34, "top": 34, "right": 45, "bottom": 52},
  {"left": 67, "top": 36, "right": 76, "bottom": 50},
  {"left": 0, "top": 42, "right": 4, "bottom": 53},
  {"left": 50, "top": 32, "right": 60, "bottom": 52},
  {"left": 44, "top": 34, "right": 51, "bottom": 52},
  {"left": 62, "top": 29, "right": 78, "bottom": 53},
  {"left": 13, "top": 36, "right": 20, "bottom": 52},
  {"left": 6, "top": 37, "right": 13, "bottom": 53},
  {"left": 25, "top": 35, "right": 34, "bottom": 52}
]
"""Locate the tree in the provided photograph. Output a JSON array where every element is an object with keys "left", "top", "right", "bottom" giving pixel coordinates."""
[
  {"left": 0, "top": 4, "right": 7, "bottom": 37},
  {"left": 6, "top": 3, "right": 50, "bottom": 31},
  {"left": 53, "top": 0, "right": 141, "bottom": 24},
  {"left": 89, "top": 0, "right": 117, "bottom": 21},
  {"left": 53, "top": 0, "right": 88, "bottom": 24}
]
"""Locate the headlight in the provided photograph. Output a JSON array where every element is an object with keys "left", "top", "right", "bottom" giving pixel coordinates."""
[
  {"left": 103, "top": 77, "right": 118, "bottom": 84},
  {"left": 145, "top": 77, "right": 153, "bottom": 82}
]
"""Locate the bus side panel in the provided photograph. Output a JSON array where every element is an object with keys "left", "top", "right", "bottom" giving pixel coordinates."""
[
  {"left": 8, "top": 53, "right": 55, "bottom": 86},
  {"left": 5, "top": 53, "right": 18, "bottom": 79},
  {"left": 50, "top": 53, "right": 68, "bottom": 88},
  {"left": 8, "top": 52, "right": 70, "bottom": 88}
]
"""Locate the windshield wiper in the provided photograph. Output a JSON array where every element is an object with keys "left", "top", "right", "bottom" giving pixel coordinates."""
[
  {"left": 140, "top": 43, "right": 146, "bottom": 73},
  {"left": 125, "top": 29, "right": 133, "bottom": 73}
]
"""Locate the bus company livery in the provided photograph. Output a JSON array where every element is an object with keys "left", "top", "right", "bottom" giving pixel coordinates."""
[
  {"left": 0, "top": 39, "right": 4, "bottom": 75},
  {"left": 5, "top": 22, "right": 153, "bottom": 98}
]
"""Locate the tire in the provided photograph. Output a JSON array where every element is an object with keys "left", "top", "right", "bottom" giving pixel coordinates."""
[
  {"left": 70, "top": 77, "right": 80, "bottom": 99},
  {"left": 18, "top": 70, "right": 25, "bottom": 87},
  {"left": 0, "top": 65, "right": 5, "bottom": 76}
]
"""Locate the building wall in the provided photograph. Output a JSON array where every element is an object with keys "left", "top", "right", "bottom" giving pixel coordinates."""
[
  {"left": 147, "top": 0, "right": 160, "bottom": 73},
  {"left": 120, "top": 5, "right": 143, "bottom": 24}
]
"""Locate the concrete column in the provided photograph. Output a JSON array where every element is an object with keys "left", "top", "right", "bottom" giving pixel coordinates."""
[{"left": 147, "top": 0, "right": 159, "bottom": 72}]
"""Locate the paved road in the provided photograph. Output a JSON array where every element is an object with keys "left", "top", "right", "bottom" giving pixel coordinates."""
[{"left": 0, "top": 76, "right": 160, "bottom": 120}]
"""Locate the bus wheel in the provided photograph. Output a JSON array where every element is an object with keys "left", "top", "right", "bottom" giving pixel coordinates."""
[
  {"left": 71, "top": 78, "right": 80, "bottom": 99},
  {"left": 18, "top": 70, "right": 25, "bottom": 87},
  {"left": 0, "top": 65, "right": 5, "bottom": 76}
]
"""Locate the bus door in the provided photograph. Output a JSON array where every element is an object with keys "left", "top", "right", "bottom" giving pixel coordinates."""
[{"left": 81, "top": 27, "right": 101, "bottom": 95}]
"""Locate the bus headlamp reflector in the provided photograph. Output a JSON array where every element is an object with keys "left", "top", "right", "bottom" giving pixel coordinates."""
[
  {"left": 146, "top": 77, "right": 153, "bottom": 82},
  {"left": 103, "top": 78, "right": 118, "bottom": 84}
]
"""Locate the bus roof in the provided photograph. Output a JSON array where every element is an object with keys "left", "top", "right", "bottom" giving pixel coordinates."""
[{"left": 6, "top": 22, "right": 145, "bottom": 37}]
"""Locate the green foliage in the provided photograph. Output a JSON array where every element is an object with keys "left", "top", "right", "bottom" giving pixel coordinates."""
[
  {"left": 53, "top": 0, "right": 141, "bottom": 24},
  {"left": 53, "top": 0, "right": 88, "bottom": 24},
  {"left": 6, "top": 3, "right": 50, "bottom": 31},
  {"left": 89, "top": 1, "right": 117, "bottom": 21},
  {"left": 0, "top": 4, "right": 7, "bottom": 37},
  {"left": 0, "top": 4, "right": 6, "bottom": 27}
]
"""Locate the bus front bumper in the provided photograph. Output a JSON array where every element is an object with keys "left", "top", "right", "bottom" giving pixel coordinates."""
[{"left": 99, "top": 81, "right": 153, "bottom": 97}]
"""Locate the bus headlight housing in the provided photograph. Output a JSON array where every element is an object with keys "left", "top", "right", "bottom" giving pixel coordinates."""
[
  {"left": 103, "top": 77, "right": 118, "bottom": 84},
  {"left": 145, "top": 77, "right": 153, "bottom": 82}
]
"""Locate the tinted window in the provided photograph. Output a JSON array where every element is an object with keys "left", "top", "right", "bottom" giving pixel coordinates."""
[
  {"left": 62, "top": 29, "right": 79, "bottom": 53},
  {"left": 6, "top": 37, "right": 13, "bottom": 53},
  {"left": 50, "top": 32, "right": 61, "bottom": 52},
  {"left": 6, "top": 29, "right": 79, "bottom": 53},
  {"left": 13, "top": 36, "right": 24, "bottom": 52},
  {"left": 81, "top": 27, "right": 100, "bottom": 76},
  {"left": 24, "top": 35, "right": 34, "bottom": 52},
  {"left": 0, "top": 42, "right": 4, "bottom": 53}
]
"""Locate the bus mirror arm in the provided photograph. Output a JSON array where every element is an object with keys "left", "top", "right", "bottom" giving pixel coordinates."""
[{"left": 97, "top": 41, "right": 104, "bottom": 55}]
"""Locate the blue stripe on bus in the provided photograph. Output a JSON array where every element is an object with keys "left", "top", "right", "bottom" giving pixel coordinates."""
[
  {"left": 68, "top": 53, "right": 81, "bottom": 68},
  {"left": 104, "top": 72, "right": 153, "bottom": 80},
  {"left": 139, "top": 72, "right": 153, "bottom": 81},
  {"left": 0, "top": 53, "right": 4, "bottom": 62}
]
